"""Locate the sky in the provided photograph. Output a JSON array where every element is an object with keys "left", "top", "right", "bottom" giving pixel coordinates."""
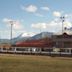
[{"left": 0, "top": 0, "right": 72, "bottom": 39}]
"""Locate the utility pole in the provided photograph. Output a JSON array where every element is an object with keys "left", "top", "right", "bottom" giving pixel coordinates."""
[
  {"left": 9, "top": 21, "right": 13, "bottom": 45},
  {"left": 60, "top": 16, "right": 65, "bottom": 56},
  {"left": 60, "top": 16, "right": 65, "bottom": 34}
]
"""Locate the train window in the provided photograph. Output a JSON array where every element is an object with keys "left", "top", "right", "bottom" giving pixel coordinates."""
[
  {"left": 8, "top": 48, "right": 14, "bottom": 51},
  {"left": 3, "top": 48, "right": 6, "bottom": 50},
  {"left": 16, "top": 48, "right": 28, "bottom": 51}
]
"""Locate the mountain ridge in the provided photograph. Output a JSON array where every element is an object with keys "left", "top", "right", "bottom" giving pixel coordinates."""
[{"left": 0, "top": 32, "right": 53, "bottom": 44}]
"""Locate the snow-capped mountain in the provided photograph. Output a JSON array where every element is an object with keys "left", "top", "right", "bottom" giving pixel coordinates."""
[
  {"left": 12, "top": 32, "right": 53, "bottom": 44},
  {"left": 0, "top": 32, "right": 54, "bottom": 44},
  {"left": 30, "top": 32, "right": 53, "bottom": 40}
]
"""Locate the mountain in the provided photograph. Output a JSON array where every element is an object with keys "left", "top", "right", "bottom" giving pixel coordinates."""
[
  {"left": 0, "top": 32, "right": 54, "bottom": 44},
  {"left": 12, "top": 32, "right": 53, "bottom": 44},
  {"left": 30, "top": 32, "right": 53, "bottom": 40},
  {"left": 0, "top": 39, "right": 10, "bottom": 44},
  {"left": 12, "top": 33, "right": 31, "bottom": 44},
  {"left": 0, "top": 33, "right": 30, "bottom": 44}
]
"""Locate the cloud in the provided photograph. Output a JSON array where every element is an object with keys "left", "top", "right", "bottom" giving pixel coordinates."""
[
  {"left": 3, "top": 18, "right": 23, "bottom": 30},
  {"left": 21, "top": 5, "right": 50, "bottom": 17},
  {"left": 53, "top": 11, "right": 61, "bottom": 17},
  {"left": 35, "top": 13, "right": 44, "bottom": 17},
  {"left": 13, "top": 20, "right": 23, "bottom": 30},
  {"left": 40, "top": 7, "right": 50, "bottom": 11},
  {"left": 64, "top": 14, "right": 69, "bottom": 18},
  {"left": 31, "top": 23, "right": 48, "bottom": 29},
  {"left": 31, "top": 19, "right": 65, "bottom": 32},
  {"left": 64, "top": 21, "right": 72, "bottom": 28},
  {"left": 3, "top": 18, "right": 12, "bottom": 23},
  {"left": 21, "top": 5, "right": 37, "bottom": 13},
  {"left": 31, "top": 18, "right": 72, "bottom": 33}
]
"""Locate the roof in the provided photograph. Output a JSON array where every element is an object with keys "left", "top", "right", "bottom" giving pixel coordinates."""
[
  {"left": 14, "top": 38, "right": 52, "bottom": 47},
  {"left": 52, "top": 32, "right": 72, "bottom": 38}
]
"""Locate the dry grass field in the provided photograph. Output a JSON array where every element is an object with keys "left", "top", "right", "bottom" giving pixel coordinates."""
[{"left": 0, "top": 54, "right": 72, "bottom": 72}]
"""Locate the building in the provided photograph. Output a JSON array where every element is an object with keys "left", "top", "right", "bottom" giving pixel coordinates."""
[
  {"left": 51, "top": 32, "right": 72, "bottom": 56},
  {"left": 52, "top": 32, "right": 72, "bottom": 48},
  {"left": 0, "top": 32, "right": 72, "bottom": 56},
  {"left": 0, "top": 44, "right": 12, "bottom": 52}
]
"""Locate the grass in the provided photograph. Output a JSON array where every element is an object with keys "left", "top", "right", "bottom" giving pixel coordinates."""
[{"left": 0, "top": 54, "right": 72, "bottom": 72}]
